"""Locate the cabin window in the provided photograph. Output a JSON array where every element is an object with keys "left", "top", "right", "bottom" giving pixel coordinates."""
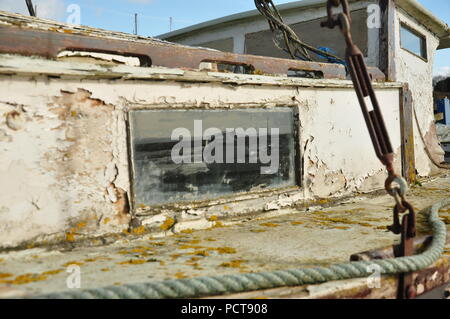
[
  {"left": 400, "top": 23, "right": 427, "bottom": 60},
  {"left": 129, "top": 108, "right": 298, "bottom": 206}
]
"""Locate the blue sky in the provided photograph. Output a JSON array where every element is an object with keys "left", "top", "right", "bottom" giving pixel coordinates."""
[{"left": 1, "top": 0, "right": 449, "bottom": 75}]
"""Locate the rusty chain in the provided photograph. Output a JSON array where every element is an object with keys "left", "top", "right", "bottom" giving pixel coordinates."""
[{"left": 320, "top": 0, "right": 417, "bottom": 298}]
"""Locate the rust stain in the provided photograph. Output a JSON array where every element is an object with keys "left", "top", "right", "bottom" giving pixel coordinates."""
[{"left": 112, "top": 187, "right": 131, "bottom": 225}]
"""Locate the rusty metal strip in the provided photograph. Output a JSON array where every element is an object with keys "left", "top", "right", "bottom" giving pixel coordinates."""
[
  {"left": 0, "top": 24, "right": 345, "bottom": 79},
  {"left": 400, "top": 84, "right": 416, "bottom": 184},
  {"left": 0, "top": 22, "right": 386, "bottom": 81}
]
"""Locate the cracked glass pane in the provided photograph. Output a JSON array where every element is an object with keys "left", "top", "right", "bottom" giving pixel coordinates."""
[{"left": 130, "top": 108, "right": 297, "bottom": 206}]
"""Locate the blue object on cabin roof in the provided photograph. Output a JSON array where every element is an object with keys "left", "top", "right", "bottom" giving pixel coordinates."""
[{"left": 317, "top": 47, "right": 347, "bottom": 67}]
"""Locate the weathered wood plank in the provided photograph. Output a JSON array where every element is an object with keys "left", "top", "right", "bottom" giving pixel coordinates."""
[
  {"left": 399, "top": 84, "right": 416, "bottom": 183},
  {"left": 379, "top": 0, "right": 397, "bottom": 82}
]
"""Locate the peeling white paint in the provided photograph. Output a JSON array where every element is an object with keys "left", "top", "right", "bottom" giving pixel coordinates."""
[
  {"left": 0, "top": 54, "right": 407, "bottom": 248},
  {"left": 394, "top": 8, "right": 443, "bottom": 176}
]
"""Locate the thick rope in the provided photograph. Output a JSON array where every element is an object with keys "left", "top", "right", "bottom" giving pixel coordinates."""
[{"left": 31, "top": 199, "right": 449, "bottom": 299}]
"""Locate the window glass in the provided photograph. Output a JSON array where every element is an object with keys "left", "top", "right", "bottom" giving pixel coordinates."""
[
  {"left": 400, "top": 24, "right": 427, "bottom": 59},
  {"left": 130, "top": 108, "right": 297, "bottom": 206}
]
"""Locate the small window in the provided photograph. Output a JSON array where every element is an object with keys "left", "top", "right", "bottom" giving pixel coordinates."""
[
  {"left": 129, "top": 109, "right": 298, "bottom": 206},
  {"left": 400, "top": 23, "right": 427, "bottom": 60}
]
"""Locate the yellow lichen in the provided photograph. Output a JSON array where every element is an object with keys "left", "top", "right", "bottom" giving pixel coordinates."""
[
  {"left": 184, "top": 239, "right": 201, "bottom": 245},
  {"left": 291, "top": 221, "right": 304, "bottom": 225},
  {"left": 220, "top": 260, "right": 247, "bottom": 268},
  {"left": 76, "top": 222, "right": 87, "bottom": 229},
  {"left": 180, "top": 229, "right": 194, "bottom": 234},
  {"left": 213, "top": 221, "right": 225, "bottom": 228},
  {"left": 101, "top": 268, "right": 110, "bottom": 272},
  {"left": 103, "top": 217, "right": 111, "bottom": 225},
  {"left": 129, "top": 248, "right": 148, "bottom": 254},
  {"left": 2, "top": 268, "right": 66, "bottom": 285},
  {"left": 208, "top": 215, "right": 218, "bottom": 221},
  {"left": 66, "top": 233, "right": 76, "bottom": 242},
  {"left": 84, "top": 258, "right": 97, "bottom": 263},
  {"left": 175, "top": 272, "right": 187, "bottom": 279},
  {"left": 160, "top": 217, "right": 175, "bottom": 231},
  {"left": 42, "top": 269, "right": 63, "bottom": 276},
  {"left": 7, "top": 273, "right": 48, "bottom": 285},
  {"left": 215, "top": 247, "right": 237, "bottom": 254},
  {"left": 132, "top": 226, "right": 146, "bottom": 235},
  {"left": 313, "top": 216, "right": 373, "bottom": 228}
]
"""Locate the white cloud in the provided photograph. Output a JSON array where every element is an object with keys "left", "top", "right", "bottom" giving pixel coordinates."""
[
  {"left": 0, "top": 0, "right": 66, "bottom": 21},
  {"left": 434, "top": 66, "right": 450, "bottom": 78}
]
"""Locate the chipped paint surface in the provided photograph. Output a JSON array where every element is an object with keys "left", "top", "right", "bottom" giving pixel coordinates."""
[
  {"left": 394, "top": 9, "right": 444, "bottom": 176},
  {"left": 0, "top": 175, "right": 448, "bottom": 298},
  {"left": 0, "top": 51, "right": 407, "bottom": 248}
]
